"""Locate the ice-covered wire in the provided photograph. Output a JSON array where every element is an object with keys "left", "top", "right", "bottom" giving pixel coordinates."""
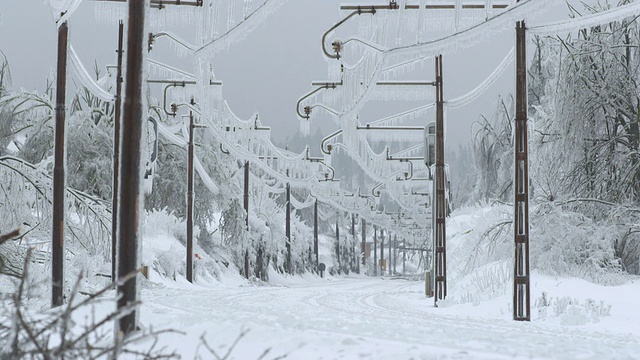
[
  {"left": 48, "top": 0, "right": 84, "bottom": 26},
  {"left": 290, "top": 193, "right": 315, "bottom": 210},
  {"left": 383, "top": 0, "right": 553, "bottom": 64},
  {"left": 195, "top": 0, "right": 289, "bottom": 56},
  {"left": 68, "top": 45, "right": 115, "bottom": 102},
  {"left": 368, "top": 103, "right": 436, "bottom": 127},
  {"left": 155, "top": 119, "right": 221, "bottom": 193},
  {"left": 446, "top": 47, "right": 514, "bottom": 109}
]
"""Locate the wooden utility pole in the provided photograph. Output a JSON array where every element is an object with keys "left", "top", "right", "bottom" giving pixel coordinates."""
[
  {"left": 434, "top": 54, "right": 447, "bottom": 305},
  {"left": 314, "top": 199, "right": 318, "bottom": 268},
  {"left": 403, "top": 237, "right": 406, "bottom": 275},
  {"left": 361, "top": 218, "right": 366, "bottom": 266},
  {"left": 394, "top": 233, "right": 397, "bottom": 274},
  {"left": 52, "top": 21, "right": 68, "bottom": 308},
  {"left": 112, "top": 20, "right": 124, "bottom": 283},
  {"left": 186, "top": 111, "right": 195, "bottom": 283},
  {"left": 514, "top": 20, "right": 531, "bottom": 321},
  {"left": 352, "top": 214, "right": 357, "bottom": 273},
  {"left": 388, "top": 230, "right": 392, "bottom": 276},
  {"left": 244, "top": 161, "right": 250, "bottom": 279},
  {"left": 285, "top": 182, "right": 291, "bottom": 274},
  {"left": 373, "top": 225, "right": 377, "bottom": 276},
  {"left": 118, "top": 0, "right": 148, "bottom": 336},
  {"left": 380, "top": 228, "right": 385, "bottom": 276},
  {"left": 335, "top": 216, "right": 340, "bottom": 273}
]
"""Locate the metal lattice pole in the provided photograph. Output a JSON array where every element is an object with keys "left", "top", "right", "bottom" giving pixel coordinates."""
[
  {"left": 286, "top": 182, "right": 291, "bottom": 274},
  {"left": 434, "top": 54, "right": 447, "bottom": 305},
  {"left": 373, "top": 226, "right": 377, "bottom": 276},
  {"left": 361, "top": 218, "right": 366, "bottom": 266},
  {"left": 111, "top": 21, "right": 124, "bottom": 283},
  {"left": 380, "top": 229, "right": 384, "bottom": 275},
  {"left": 186, "top": 112, "right": 195, "bottom": 283},
  {"left": 314, "top": 199, "right": 319, "bottom": 268},
  {"left": 514, "top": 20, "right": 531, "bottom": 321},
  {"left": 244, "top": 161, "right": 250, "bottom": 279}
]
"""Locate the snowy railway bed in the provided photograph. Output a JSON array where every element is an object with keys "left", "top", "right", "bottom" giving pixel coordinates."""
[
  {"left": 138, "top": 276, "right": 640, "bottom": 359},
  {"left": 4, "top": 0, "right": 640, "bottom": 358}
]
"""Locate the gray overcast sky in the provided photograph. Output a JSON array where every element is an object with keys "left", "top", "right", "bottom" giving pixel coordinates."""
[{"left": 0, "top": 0, "right": 577, "bottom": 150}]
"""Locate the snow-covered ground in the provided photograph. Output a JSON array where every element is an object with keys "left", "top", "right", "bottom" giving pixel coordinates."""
[
  {"left": 129, "top": 270, "right": 640, "bottom": 359},
  {"left": 117, "top": 205, "right": 640, "bottom": 359},
  {"left": 4, "top": 206, "right": 639, "bottom": 359}
]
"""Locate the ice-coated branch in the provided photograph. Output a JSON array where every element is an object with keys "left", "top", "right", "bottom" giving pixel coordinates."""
[{"left": 529, "top": 1, "right": 640, "bottom": 37}]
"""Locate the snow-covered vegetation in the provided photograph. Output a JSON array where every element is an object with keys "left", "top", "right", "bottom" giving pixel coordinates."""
[{"left": 2, "top": 0, "right": 640, "bottom": 358}]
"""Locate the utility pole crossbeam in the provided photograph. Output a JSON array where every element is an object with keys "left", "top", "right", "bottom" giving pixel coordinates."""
[
  {"left": 118, "top": 0, "right": 147, "bottom": 336},
  {"left": 94, "top": 0, "right": 203, "bottom": 8},
  {"left": 112, "top": 21, "right": 124, "bottom": 284},
  {"left": 325, "top": 2, "right": 510, "bottom": 59},
  {"left": 52, "top": 21, "right": 68, "bottom": 308},
  {"left": 513, "top": 20, "right": 531, "bottom": 322},
  {"left": 340, "top": 3, "right": 508, "bottom": 11},
  {"left": 434, "top": 55, "right": 447, "bottom": 306}
]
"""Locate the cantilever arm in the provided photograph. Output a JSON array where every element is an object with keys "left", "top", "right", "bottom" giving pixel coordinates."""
[
  {"left": 342, "top": 37, "right": 386, "bottom": 53},
  {"left": 321, "top": 129, "right": 343, "bottom": 155},
  {"left": 220, "top": 143, "right": 230, "bottom": 154},
  {"left": 151, "top": 31, "right": 196, "bottom": 52},
  {"left": 372, "top": 183, "right": 384, "bottom": 197},
  {"left": 296, "top": 82, "right": 341, "bottom": 120},
  {"left": 308, "top": 103, "right": 341, "bottom": 117},
  {"left": 296, "top": 86, "right": 325, "bottom": 119},
  {"left": 322, "top": 7, "right": 381, "bottom": 59}
]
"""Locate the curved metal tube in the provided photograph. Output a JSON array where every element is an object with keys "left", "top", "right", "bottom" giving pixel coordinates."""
[
  {"left": 321, "top": 10, "right": 367, "bottom": 59},
  {"left": 318, "top": 163, "right": 336, "bottom": 182},
  {"left": 296, "top": 86, "right": 325, "bottom": 119},
  {"left": 304, "top": 146, "right": 336, "bottom": 182},
  {"left": 163, "top": 83, "right": 183, "bottom": 116},
  {"left": 372, "top": 183, "right": 383, "bottom": 197},
  {"left": 320, "top": 129, "right": 343, "bottom": 155},
  {"left": 220, "top": 143, "right": 230, "bottom": 154}
]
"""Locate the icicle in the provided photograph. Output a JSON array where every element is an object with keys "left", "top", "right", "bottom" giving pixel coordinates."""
[
  {"left": 395, "top": 0, "right": 406, "bottom": 45},
  {"left": 417, "top": 0, "right": 427, "bottom": 43},
  {"left": 455, "top": 0, "right": 462, "bottom": 31},
  {"left": 94, "top": 2, "right": 127, "bottom": 25},
  {"left": 227, "top": 0, "right": 235, "bottom": 30},
  {"left": 300, "top": 119, "right": 310, "bottom": 136},
  {"left": 384, "top": 0, "right": 554, "bottom": 64}
]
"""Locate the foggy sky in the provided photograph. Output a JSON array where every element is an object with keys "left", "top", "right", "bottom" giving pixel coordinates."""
[{"left": 0, "top": 1, "right": 579, "bottom": 151}]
